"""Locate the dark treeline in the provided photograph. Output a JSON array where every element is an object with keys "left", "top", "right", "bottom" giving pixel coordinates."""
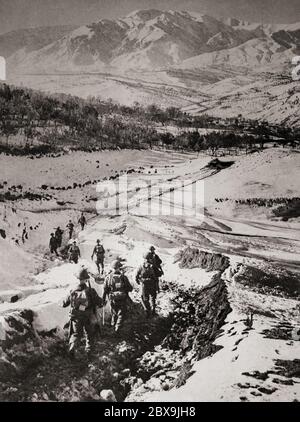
[{"left": 0, "top": 83, "right": 299, "bottom": 155}]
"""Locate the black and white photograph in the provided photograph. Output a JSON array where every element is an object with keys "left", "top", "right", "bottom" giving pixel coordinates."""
[{"left": 0, "top": 0, "right": 299, "bottom": 405}]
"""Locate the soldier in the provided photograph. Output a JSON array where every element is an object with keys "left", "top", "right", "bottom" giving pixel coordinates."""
[
  {"left": 146, "top": 246, "right": 163, "bottom": 293},
  {"left": 91, "top": 239, "right": 105, "bottom": 275},
  {"left": 78, "top": 213, "right": 86, "bottom": 231},
  {"left": 55, "top": 226, "right": 64, "bottom": 248},
  {"left": 49, "top": 233, "right": 59, "bottom": 256},
  {"left": 103, "top": 260, "right": 133, "bottom": 334},
  {"left": 63, "top": 268, "right": 103, "bottom": 358},
  {"left": 68, "top": 240, "right": 81, "bottom": 264},
  {"left": 136, "top": 255, "right": 158, "bottom": 317},
  {"left": 67, "top": 220, "right": 74, "bottom": 240}
]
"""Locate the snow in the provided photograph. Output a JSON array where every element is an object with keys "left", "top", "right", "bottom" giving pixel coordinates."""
[
  {"left": 69, "top": 26, "right": 93, "bottom": 39},
  {"left": 0, "top": 146, "right": 299, "bottom": 401},
  {"left": 144, "top": 309, "right": 300, "bottom": 402}
]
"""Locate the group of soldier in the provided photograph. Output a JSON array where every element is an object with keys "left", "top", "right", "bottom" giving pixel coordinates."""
[
  {"left": 62, "top": 244, "right": 164, "bottom": 359},
  {"left": 48, "top": 213, "right": 87, "bottom": 260}
]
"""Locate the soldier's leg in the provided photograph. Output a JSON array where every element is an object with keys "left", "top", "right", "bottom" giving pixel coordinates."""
[
  {"left": 115, "top": 302, "right": 126, "bottom": 332},
  {"left": 110, "top": 302, "right": 117, "bottom": 327},
  {"left": 99, "top": 258, "right": 104, "bottom": 275},
  {"left": 96, "top": 259, "right": 100, "bottom": 274},
  {"left": 69, "top": 319, "right": 83, "bottom": 354},
  {"left": 83, "top": 317, "right": 94, "bottom": 353},
  {"left": 156, "top": 278, "right": 160, "bottom": 293},
  {"left": 150, "top": 290, "right": 157, "bottom": 315},
  {"left": 141, "top": 286, "right": 151, "bottom": 316}
]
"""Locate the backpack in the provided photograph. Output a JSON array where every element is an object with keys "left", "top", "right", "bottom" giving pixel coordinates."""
[
  {"left": 70, "top": 288, "right": 89, "bottom": 312},
  {"left": 95, "top": 245, "right": 104, "bottom": 256},
  {"left": 140, "top": 264, "right": 155, "bottom": 285},
  {"left": 154, "top": 266, "right": 164, "bottom": 277},
  {"left": 109, "top": 273, "right": 127, "bottom": 302},
  {"left": 69, "top": 245, "right": 79, "bottom": 256}
]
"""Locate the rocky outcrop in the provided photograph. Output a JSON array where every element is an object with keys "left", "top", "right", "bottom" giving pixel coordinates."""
[{"left": 175, "top": 247, "right": 230, "bottom": 272}]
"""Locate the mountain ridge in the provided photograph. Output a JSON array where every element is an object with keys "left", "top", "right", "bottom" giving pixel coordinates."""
[{"left": 2, "top": 9, "right": 300, "bottom": 73}]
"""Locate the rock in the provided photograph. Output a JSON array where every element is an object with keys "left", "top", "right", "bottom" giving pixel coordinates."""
[
  {"left": 0, "top": 358, "right": 18, "bottom": 381},
  {"left": 32, "top": 393, "right": 39, "bottom": 401},
  {"left": 162, "top": 382, "right": 170, "bottom": 391},
  {"left": 42, "top": 392, "right": 49, "bottom": 401},
  {"left": 147, "top": 377, "right": 162, "bottom": 391},
  {"left": 100, "top": 389, "right": 116, "bottom": 402},
  {"left": 80, "top": 378, "right": 89, "bottom": 388}
]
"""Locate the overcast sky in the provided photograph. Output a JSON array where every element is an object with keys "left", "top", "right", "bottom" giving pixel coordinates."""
[{"left": 0, "top": 0, "right": 300, "bottom": 34}]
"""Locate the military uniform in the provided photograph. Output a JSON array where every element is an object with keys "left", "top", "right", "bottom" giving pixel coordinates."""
[
  {"left": 68, "top": 244, "right": 81, "bottom": 264},
  {"left": 136, "top": 262, "right": 158, "bottom": 316},
  {"left": 63, "top": 277, "right": 103, "bottom": 355},
  {"left": 78, "top": 214, "right": 86, "bottom": 231},
  {"left": 103, "top": 269, "right": 132, "bottom": 332},
  {"left": 146, "top": 250, "right": 163, "bottom": 292},
  {"left": 92, "top": 243, "right": 105, "bottom": 274},
  {"left": 55, "top": 227, "right": 63, "bottom": 248},
  {"left": 49, "top": 234, "right": 58, "bottom": 256},
  {"left": 67, "top": 222, "right": 74, "bottom": 239}
]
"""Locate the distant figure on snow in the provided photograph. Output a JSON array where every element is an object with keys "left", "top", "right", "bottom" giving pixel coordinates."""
[
  {"left": 55, "top": 226, "right": 64, "bottom": 248},
  {"left": 91, "top": 239, "right": 105, "bottom": 275},
  {"left": 49, "top": 233, "right": 59, "bottom": 257},
  {"left": 67, "top": 220, "right": 74, "bottom": 239},
  {"left": 68, "top": 240, "right": 81, "bottom": 264},
  {"left": 78, "top": 213, "right": 87, "bottom": 231}
]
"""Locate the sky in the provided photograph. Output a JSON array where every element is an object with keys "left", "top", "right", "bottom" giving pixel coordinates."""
[{"left": 0, "top": 0, "right": 300, "bottom": 34}]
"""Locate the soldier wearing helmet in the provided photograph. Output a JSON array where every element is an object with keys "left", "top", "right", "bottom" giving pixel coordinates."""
[
  {"left": 63, "top": 267, "right": 103, "bottom": 359},
  {"left": 103, "top": 259, "right": 133, "bottom": 335}
]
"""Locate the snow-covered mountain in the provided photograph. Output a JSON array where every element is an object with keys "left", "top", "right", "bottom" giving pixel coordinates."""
[
  {"left": 2, "top": 10, "right": 300, "bottom": 126},
  {"left": 3, "top": 10, "right": 300, "bottom": 73}
]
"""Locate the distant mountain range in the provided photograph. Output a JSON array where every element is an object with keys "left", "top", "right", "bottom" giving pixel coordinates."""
[
  {"left": 1, "top": 10, "right": 300, "bottom": 126},
  {"left": 2, "top": 10, "right": 299, "bottom": 73}
]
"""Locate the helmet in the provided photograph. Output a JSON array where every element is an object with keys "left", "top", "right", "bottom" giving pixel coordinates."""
[
  {"left": 149, "top": 246, "right": 155, "bottom": 251},
  {"left": 78, "top": 268, "right": 90, "bottom": 281},
  {"left": 111, "top": 260, "right": 122, "bottom": 270},
  {"left": 96, "top": 239, "right": 101, "bottom": 243}
]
